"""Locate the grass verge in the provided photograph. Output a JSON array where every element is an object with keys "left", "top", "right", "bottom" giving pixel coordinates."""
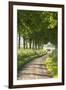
[
  {"left": 17, "top": 49, "right": 46, "bottom": 72},
  {"left": 44, "top": 50, "right": 58, "bottom": 78}
]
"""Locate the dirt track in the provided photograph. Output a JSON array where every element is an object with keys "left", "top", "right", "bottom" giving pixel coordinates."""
[{"left": 17, "top": 54, "right": 51, "bottom": 80}]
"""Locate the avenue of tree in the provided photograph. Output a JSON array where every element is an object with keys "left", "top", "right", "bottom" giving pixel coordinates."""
[{"left": 17, "top": 10, "right": 58, "bottom": 49}]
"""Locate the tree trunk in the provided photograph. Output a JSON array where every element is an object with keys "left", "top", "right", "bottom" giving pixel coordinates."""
[
  {"left": 18, "top": 33, "right": 20, "bottom": 49},
  {"left": 29, "top": 39, "right": 31, "bottom": 49},
  {"left": 32, "top": 40, "right": 35, "bottom": 49},
  {"left": 25, "top": 39, "right": 28, "bottom": 49},
  {"left": 35, "top": 42, "right": 37, "bottom": 50},
  {"left": 23, "top": 38, "right": 26, "bottom": 49}
]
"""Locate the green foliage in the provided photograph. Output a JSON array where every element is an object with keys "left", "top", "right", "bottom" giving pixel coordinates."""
[
  {"left": 17, "top": 49, "right": 46, "bottom": 72},
  {"left": 44, "top": 50, "right": 58, "bottom": 78},
  {"left": 17, "top": 10, "right": 58, "bottom": 46}
]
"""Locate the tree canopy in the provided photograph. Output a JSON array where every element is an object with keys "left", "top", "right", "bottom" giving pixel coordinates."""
[{"left": 17, "top": 10, "right": 58, "bottom": 49}]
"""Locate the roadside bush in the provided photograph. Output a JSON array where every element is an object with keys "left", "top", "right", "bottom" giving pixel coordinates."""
[
  {"left": 17, "top": 49, "right": 46, "bottom": 72},
  {"left": 44, "top": 50, "right": 58, "bottom": 78}
]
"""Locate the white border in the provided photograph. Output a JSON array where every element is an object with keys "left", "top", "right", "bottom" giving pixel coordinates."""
[{"left": 13, "top": 5, "right": 62, "bottom": 85}]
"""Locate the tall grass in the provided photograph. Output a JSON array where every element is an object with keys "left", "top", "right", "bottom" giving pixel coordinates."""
[
  {"left": 17, "top": 49, "right": 46, "bottom": 72},
  {"left": 44, "top": 50, "right": 58, "bottom": 78}
]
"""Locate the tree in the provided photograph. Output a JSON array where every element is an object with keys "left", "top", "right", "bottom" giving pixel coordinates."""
[{"left": 17, "top": 10, "right": 58, "bottom": 49}]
